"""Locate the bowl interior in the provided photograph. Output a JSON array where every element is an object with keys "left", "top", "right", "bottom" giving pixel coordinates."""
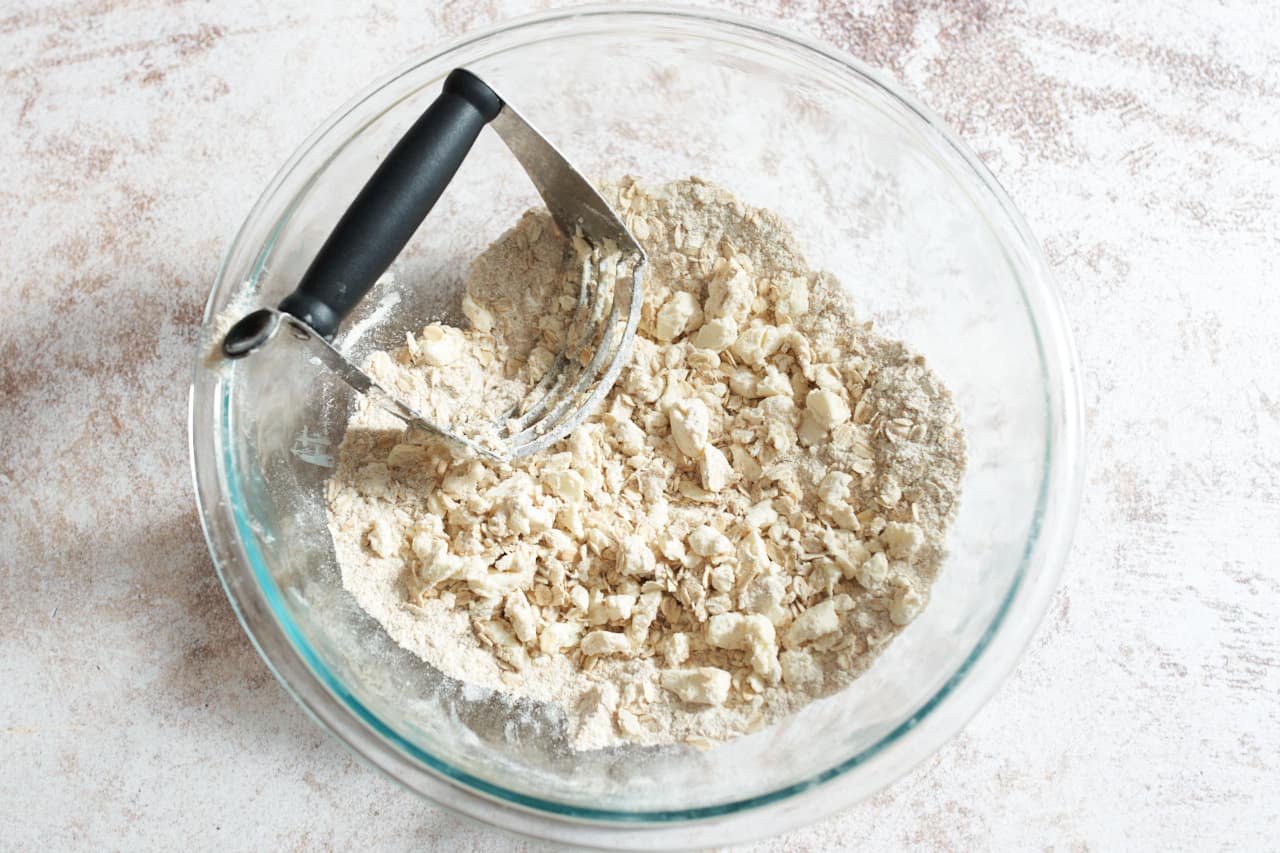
[{"left": 200, "top": 13, "right": 1058, "bottom": 818}]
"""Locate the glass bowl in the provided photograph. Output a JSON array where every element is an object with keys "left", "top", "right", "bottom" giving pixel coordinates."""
[{"left": 189, "top": 6, "right": 1083, "bottom": 847}]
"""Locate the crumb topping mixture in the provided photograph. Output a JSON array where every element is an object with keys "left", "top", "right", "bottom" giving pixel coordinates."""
[{"left": 327, "top": 177, "right": 965, "bottom": 749}]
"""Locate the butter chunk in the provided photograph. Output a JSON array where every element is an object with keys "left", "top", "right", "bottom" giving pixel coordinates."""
[
  {"left": 655, "top": 291, "right": 702, "bottom": 341},
  {"left": 507, "top": 493, "right": 552, "bottom": 535},
  {"left": 797, "top": 412, "right": 827, "bottom": 447},
  {"left": 544, "top": 469, "right": 586, "bottom": 505},
  {"left": 729, "top": 368, "right": 759, "bottom": 398},
  {"left": 731, "top": 324, "right": 783, "bottom": 366},
  {"left": 881, "top": 521, "right": 924, "bottom": 560},
  {"left": 699, "top": 444, "right": 734, "bottom": 492},
  {"left": 504, "top": 591, "right": 538, "bottom": 644},
  {"left": 830, "top": 504, "right": 862, "bottom": 531},
  {"left": 817, "top": 470, "right": 854, "bottom": 508},
  {"left": 738, "top": 529, "right": 770, "bottom": 569},
  {"left": 756, "top": 368, "right": 793, "bottom": 398},
  {"left": 538, "top": 620, "right": 583, "bottom": 655},
  {"left": 658, "top": 534, "right": 687, "bottom": 564},
  {"left": 602, "top": 594, "right": 636, "bottom": 623},
  {"left": 706, "top": 263, "right": 754, "bottom": 323},
  {"left": 704, "top": 612, "right": 748, "bottom": 649},
  {"left": 617, "top": 535, "right": 657, "bottom": 577},
  {"left": 746, "top": 501, "right": 778, "bottom": 531},
  {"left": 668, "top": 398, "right": 710, "bottom": 458},
  {"left": 812, "top": 363, "right": 842, "bottom": 392},
  {"left": 612, "top": 419, "right": 647, "bottom": 457},
  {"left": 741, "top": 575, "right": 789, "bottom": 626},
  {"left": 705, "top": 612, "right": 779, "bottom": 678},
  {"left": 581, "top": 630, "right": 632, "bottom": 657},
  {"left": 772, "top": 275, "right": 810, "bottom": 325},
  {"left": 688, "top": 524, "right": 732, "bottom": 559},
  {"left": 890, "top": 579, "right": 925, "bottom": 626},
  {"left": 691, "top": 316, "right": 739, "bottom": 351},
  {"left": 410, "top": 537, "right": 469, "bottom": 593},
  {"left": 468, "top": 549, "right": 536, "bottom": 599},
  {"left": 442, "top": 461, "right": 484, "bottom": 496},
  {"left": 805, "top": 389, "right": 851, "bottom": 430},
  {"left": 661, "top": 632, "right": 691, "bottom": 666},
  {"left": 779, "top": 649, "right": 823, "bottom": 688},
  {"left": 660, "top": 666, "right": 732, "bottom": 705},
  {"left": 825, "top": 529, "right": 870, "bottom": 578},
  {"left": 709, "top": 563, "right": 736, "bottom": 593},
  {"left": 855, "top": 551, "right": 889, "bottom": 589},
  {"left": 627, "top": 591, "right": 663, "bottom": 642},
  {"left": 416, "top": 323, "right": 465, "bottom": 366},
  {"left": 784, "top": 599, "right": 840, "bottom": 649}
]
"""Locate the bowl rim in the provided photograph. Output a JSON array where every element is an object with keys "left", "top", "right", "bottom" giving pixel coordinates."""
[{"left": 189, "top": 3, "right": 1085, "bottom": 845}]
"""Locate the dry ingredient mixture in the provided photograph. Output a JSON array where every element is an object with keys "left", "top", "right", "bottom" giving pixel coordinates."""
[{"left": 326, "top": 177, "right": 965, "bottom": 750}]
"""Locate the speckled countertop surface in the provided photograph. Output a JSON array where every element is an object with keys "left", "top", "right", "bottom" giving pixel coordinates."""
[{"left": 1, "top": 1, "right": 1277, "bottom": 849}]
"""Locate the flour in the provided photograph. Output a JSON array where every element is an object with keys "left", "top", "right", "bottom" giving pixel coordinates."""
[{"left": 326, "top": 177, "right": 965, "bottom": 750}]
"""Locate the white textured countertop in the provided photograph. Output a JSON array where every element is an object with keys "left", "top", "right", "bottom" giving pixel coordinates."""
[{"left": 1, "top": 1, "right": 1276, "bottom": 849}]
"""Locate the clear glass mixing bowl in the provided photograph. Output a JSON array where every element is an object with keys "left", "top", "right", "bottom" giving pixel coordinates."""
[{"left": 189, "top": 6, "right": 1083, "bottom": 847}]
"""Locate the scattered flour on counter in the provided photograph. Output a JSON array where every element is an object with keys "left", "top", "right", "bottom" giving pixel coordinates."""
[{"left": 326, "top": 177, "right": 965, "bottom": 750}]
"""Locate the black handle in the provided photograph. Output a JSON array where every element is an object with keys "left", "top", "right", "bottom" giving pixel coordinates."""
[{"left": 278, "top": 68, "right": 503, "bottom": 340}]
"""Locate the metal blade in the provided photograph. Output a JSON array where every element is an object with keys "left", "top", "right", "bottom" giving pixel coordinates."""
[{"left": 490, "top": 103, "right": 642, "bottom": 256}]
